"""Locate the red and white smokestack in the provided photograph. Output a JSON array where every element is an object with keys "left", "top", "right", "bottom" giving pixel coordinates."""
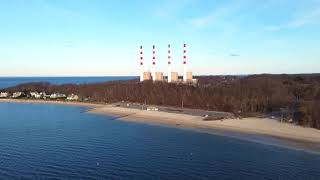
[
  {"left": 139, "top": 45, "right": 144, "bottom": 82},
  {"left": 183, "top": 43, "right": 187, "bottom": 82},
  {"left": 168, "top": 44, "right": 172, "bottom": 83},
  {"left": 152, "top": 45, "right": 156, "bottom": 81}
]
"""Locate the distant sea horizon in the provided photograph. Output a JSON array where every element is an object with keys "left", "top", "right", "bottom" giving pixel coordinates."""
[
  {"left": 1, "top": 73, "right": 319, "bottom": 89},
  {"left": 0, "top": 76, "right": 138, "bottom": 89}
]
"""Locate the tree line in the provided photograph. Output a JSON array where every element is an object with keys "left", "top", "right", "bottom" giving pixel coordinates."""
[{"left": 2, "top": 74, "right": 320, "bottom": 129}]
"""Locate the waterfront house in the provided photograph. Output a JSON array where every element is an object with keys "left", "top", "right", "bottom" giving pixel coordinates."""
[
  {"left": 0, "top": 92, "right": 9, "bottom": 98},
  {"left": 12, "top": 92, "right": 24, "bottom": 98},
  {"left": 66, "top": 94, "right": 79, "bottom": 101},
  {"left": 40, "top": 92, "right": 51, "bottom": 99},
  {"left": 50, "top": 93, "right": 66, "bottom": 99},
  {"left": 39, "top": 92, "right": 47, "bottom": 99},
  {"left": 30, "top": 92, "right": 41, "bottom": 99}
]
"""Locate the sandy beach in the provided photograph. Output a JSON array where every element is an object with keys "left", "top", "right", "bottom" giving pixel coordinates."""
[
  {"left": 1, "top": 99, "right": 320, "bottom": 145},
  {"left": 89, "top": 105, "right": 320, "bottom": 144}
]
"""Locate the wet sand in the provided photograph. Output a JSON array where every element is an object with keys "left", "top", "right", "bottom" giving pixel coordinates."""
[{"left": 89, "top": 105, "right": 320, "bottom": 144}]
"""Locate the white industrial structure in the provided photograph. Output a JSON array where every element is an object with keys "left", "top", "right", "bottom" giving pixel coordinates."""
[
  {"left": 183, "top": 43, "right": 187, "bottom": 83},
  {"left": 167, "top": 44, "right": 172, "bottom": 83},
  {"left": 151, "top": 45, "right": 156, "bottom": 82},
  {"left": 139, "top": 45, "right": 144, "bottom": 82}
]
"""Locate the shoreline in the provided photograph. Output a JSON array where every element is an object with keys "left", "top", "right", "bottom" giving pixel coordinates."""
[
  {"left": 89, "top": 105, "right": 320, "bottom": 143},
  {"left": 1, "top": 98, "right": 320, "bottom": 150},
  {"left": 0, "top": 98, "right": 103, "bottom": 107}
]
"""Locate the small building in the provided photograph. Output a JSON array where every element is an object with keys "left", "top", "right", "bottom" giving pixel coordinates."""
[
  {"left": 146, "top": 106, "right": 159, "bottom": 111},
  {"left": 66, "top": 94, "right": 79, "bottom": 101},
  {"left": 39, "top": 92, "right": 47, "bottom": 99},
  {"left": 30, "top": 92, "right": 41, "bottom": 99},
  {"left": 50, "top": 93, "right": 66, "bottom": 99},
  {"left": 41, "top": 92, "right": 51, "bottom": 99},
  {"left": 0, "top": 92, "right": 9, "bottom": 98},
  {"left": 12, "top": 92, "right": 24, "bottom": 98},
  {"left": 191, "top": 79, "right": 198, "bottom": 84},
  {"left": 143, "top": 72, "right": 152, "bottom": 81},
  {"left": 155, "top": 72, "right": 164, "bottom": 81}
]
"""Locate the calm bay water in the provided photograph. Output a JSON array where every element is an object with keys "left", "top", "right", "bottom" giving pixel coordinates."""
[
  {"left": 0, "top": 103, "right": 319, "bottom": 179},
  {"left": 0, "top": 76, "right": 137, "bottom": 89}
]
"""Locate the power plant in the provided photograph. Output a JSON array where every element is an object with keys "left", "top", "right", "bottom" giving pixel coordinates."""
[{"left": 139, "top": 44, "right": 195, "bottom": 83}]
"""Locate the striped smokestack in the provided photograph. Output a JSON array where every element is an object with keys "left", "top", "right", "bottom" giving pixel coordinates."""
[
  {"left": 139, "top": 45, "right": 144, "bottom": 82},
  {"left": 183, "top": 43, "right": 187, "bottom": 82},
  {"left": 152, "top": 45, "right": 156, "bottom": 81},
  {"left": 168, "top": 44, "right": 172, "bottom": 83}
]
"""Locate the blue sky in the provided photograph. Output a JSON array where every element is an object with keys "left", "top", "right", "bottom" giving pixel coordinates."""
[{"left": 0, "top": 0, "right": 319, "bottom": 76}]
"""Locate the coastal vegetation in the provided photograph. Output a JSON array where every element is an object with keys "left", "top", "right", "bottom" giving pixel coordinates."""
[{"left": 1, "top": 74, "right": 320, "bottom": 129}]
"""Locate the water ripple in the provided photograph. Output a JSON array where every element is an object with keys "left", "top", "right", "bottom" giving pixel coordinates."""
[{"left": 0, "top": 103, "right": 319, "bottom": 179}]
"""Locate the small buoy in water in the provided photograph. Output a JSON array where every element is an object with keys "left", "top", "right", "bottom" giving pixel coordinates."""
[
  {"left": 97, "top": 162, "right": 100, "bottom": 166},
  {"left": 190, "top": 153, "right": 193, "bottom": 156}
]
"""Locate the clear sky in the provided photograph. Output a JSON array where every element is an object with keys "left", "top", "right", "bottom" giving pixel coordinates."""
[{"left": 0, "top": 0, "right": 319, "bottom": 76}]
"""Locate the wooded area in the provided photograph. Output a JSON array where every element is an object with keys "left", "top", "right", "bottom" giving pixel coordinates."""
[{"left": 3, "top": 74, "right": 320, "bottom": 129}]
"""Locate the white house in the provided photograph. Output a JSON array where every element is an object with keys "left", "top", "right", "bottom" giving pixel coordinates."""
[
  {"left": 66, "top": 94, "right": 79, "bottom": 101},
  {"left": 0, "top": 92, "right": 9, "bottom": 98},
  {"left": 30, "top": 92, "right": 41, "bottom": 99},
  {"left": 12, "top": 92, "right": 24, "bottom": 98},
  {"left": 50, "top": 93, "right": 66, "bottom": 99}
]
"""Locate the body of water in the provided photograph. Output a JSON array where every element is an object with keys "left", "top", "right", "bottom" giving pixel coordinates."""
[
  {"left": 0, "top": 102, "right": 319, "bottom": 179},
  {"left": 0, "top": 76, "right": 137, "bottom": 89}
]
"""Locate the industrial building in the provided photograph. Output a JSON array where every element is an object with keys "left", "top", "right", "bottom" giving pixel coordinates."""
[
  {"left": 170, "top": 72, "right": 179, "bottom": 82},
  {"left": 155, "top": 72, "right": 164, "bottom": 81},
  {"left": 143, "top": 72, "right": 151, "bottom": 81},
  {"left": 139, "top": 44, "right": 196, "bottom": 84}
]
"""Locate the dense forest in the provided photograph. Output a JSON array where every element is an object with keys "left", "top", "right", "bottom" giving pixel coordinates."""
[{"left": 2, "top": 74, "right": 320, "bottom": 129}]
